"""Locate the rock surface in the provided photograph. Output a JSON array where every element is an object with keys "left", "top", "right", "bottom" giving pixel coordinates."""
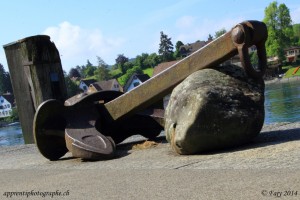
[{"left": 165, "top": 65, "right": 265, "bottom": 154}]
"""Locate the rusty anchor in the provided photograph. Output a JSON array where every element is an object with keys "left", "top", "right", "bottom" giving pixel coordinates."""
[
  {"left": 33, "top": 20, "right": 268, "bottom": 161},
  {"left": 34, "top": 91, "right": 164, "bottom": 160}
]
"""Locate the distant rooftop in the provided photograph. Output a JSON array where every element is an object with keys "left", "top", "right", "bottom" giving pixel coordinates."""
[{"left": 153, "top": 60, "right": 179, "bottom": 76}]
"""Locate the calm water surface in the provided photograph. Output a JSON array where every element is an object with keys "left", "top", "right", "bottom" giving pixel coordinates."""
[
  {"left": 265, "top": 81, "right": 300, "bottom": 124},
  {"left": 1, "top": 81, "right": 299, "bottom": 146},
  {"left": 0, "top": 123, "right": 24, "bottom": 146}
]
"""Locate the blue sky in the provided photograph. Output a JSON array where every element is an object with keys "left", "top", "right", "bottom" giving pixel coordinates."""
[{"left": 1, "top": 0, "right": 300, "bottom": 72}]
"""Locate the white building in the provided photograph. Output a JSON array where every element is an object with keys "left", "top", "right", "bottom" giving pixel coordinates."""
[
  {"left": 123, "top": 73, "right": 150, "bottom": 92},
  {"left": 0, "top": 95, "right": 13, "bottom": 118},
  {"left": 79, "top": 79, "right": 97, "bottom": 92}
]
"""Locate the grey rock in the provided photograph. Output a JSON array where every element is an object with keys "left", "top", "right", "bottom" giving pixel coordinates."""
[{"left": 165, "top": 65, "right": 265, "bottom": 154}]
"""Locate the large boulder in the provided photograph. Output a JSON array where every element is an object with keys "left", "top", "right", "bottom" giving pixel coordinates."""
[{"left": 165, "top": 65, "right": 265, "bottom": 154}]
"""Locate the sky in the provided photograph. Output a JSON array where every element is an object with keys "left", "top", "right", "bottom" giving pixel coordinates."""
[{"left": 1, "top": 0, "right": 300, "bottom": 73}]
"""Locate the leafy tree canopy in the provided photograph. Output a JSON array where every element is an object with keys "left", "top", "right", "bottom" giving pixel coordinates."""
[
  {"left": 0, "top": 63, "right": 13, "bottom": 94},
  {"left": 115, "top": 54, "right": 129, "bottom": 74},
  {"left": 65, "top": 76, "right": 79, "bottom": 98},
  {"left": 94, "top": 67, "right": 110, "bottom": 81},
  {"left": 292, "top": 24, "right": 300, "bottom": 46},
  {"left": 118, "top": 66, "right": 143, "bottom": 86},
  {"left": 97, "top": 56, "right": 108, "bottom": 68},
  {"left": 175, "top": 41, "right": 184, "bottom": 52},
  {"left": 208, "top": 34, "right": 214, "bottom": 41},
  {"left": 134, "top": 53, "right": 149, "bottom": 69},
  {"left": 83, "top": 65, "right": 97, "bottom": 77},
  {"left": 86, "top": 59, "right": 93, "bottom": 67},
  {"left": 68, "top": 68, "right": 81, "bottom": 78},
  {"left": 214, "top": 28, "right": 226, "bottom": 38},
  {"left": 158, "top": 31, "right": 174, "bottom": 62},
  {"left": 263, "top": 1, "right": 293, "bottom": 61},
  {"left": 174, "top": 41, "right": 185, "bottom": 59}
]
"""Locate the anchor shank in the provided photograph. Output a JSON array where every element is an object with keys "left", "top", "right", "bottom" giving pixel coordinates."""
[
  {"left": 104, "top": 20, "right": 267, "bottom": 121},
  {"left": 104, "top": 31, "right": 237, "bottom": 121}
]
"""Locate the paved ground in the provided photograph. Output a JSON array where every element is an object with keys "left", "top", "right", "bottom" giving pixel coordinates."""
[{"left": 0, "top": 122, "right": 299, "bottom": 200}]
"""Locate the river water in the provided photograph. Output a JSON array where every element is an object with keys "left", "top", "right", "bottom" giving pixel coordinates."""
[
  {"left": 265, "top": 81, "right": 300, "bottom": 124},
  {"left": 0, "top": 123, "right": 24, "bottom": 146},
  {"left": 0, "top": 81, "right": 299, "bottom": 146}
]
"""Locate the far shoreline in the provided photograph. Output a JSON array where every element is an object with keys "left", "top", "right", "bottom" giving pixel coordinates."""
[
  {"left": 0, "top": 120, "right": 20, "bottom": 128},
  {"left": 264, "top": 76, "right": 300, "bottom": 85}
]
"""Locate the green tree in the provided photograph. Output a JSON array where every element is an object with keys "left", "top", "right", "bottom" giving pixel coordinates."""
[
  {"left": 208, "top": 34, "right": 214, "bottom": 41},
  {"left": 94, "top": 67, "right": 110, "bottom": 81},
  {"left": 96, "top": 56, "right": 107, "bottom": 68},
  {"left": 263, "top": 1, "right": 293, "bottom": 61},
  {"left": 79, "top": 59, "right": 97, "bottom": 78},
  {"left": 94, "top": 56, "right": 110, "bottom": 81},
  {"left": 115, "top": 54, "right": 129, "bottom": 74},
  {"left": 126, "top": 66, "right": 143, "bottom": 78},
  {"left": 4, "top": 73, "right": 13, "bottom": 93},
  {"left": 68, "top": 68, "right": 81, "bottom": 78},
  {"left": 75, "top": 65, "right": 85, "bottom": 77},
  {"left": 214, "top": 28, "right": 226, "bottom": 38},
  {"left": 134, "top": 53, "right": 149, "bottom": 69},
  {"left": 0, "top": 63, "right": 13, "bottom": 94},
  {"left": 65, "top": 76, "right": 79, "bottom": 98},
  {"left": 146, "top": 53, "right": 161, "bottom": 67},
  {"left": 292, "top": 24, "right": 300, "bottom": 45},
  {"left": 86, "top": 59, "right": 93, "bottom": 67},
  {"left": 118, "top": 66, "right": 143, "bottom": 86},
  {"left": 123, "top": 61, "right": 134, "bottom": 72},
  {"left": 83, "top": 65, "right": 97, "bottom": 77},
  {"left": 175, "top": 41, "right": 184, "bottom": 51},
  {"left": 158, "top": 31, "right": 174, "bottom": 62},
  {"left": 174, "top": 41, "right": 184, "bottom": 59}
]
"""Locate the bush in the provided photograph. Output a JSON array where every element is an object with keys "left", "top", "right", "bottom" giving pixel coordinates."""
[
  {"left": 118, "top": 66, "right": 143, "bottom": 86},
  {"left": 4, "top": 107, "right": 19, "bottom": 123},
  {"left": 143, "top": 68, "right": 154, "bottom": 77},
  {"left": 65, "top": 77, "right": 80, "bottom": 98},
  {"left": 109, "top": 69, "right": 123, "bottom": 79}
]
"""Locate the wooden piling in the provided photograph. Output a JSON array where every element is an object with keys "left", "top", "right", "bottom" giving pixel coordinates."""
[{"left": 3, "top": 35, "right": 67, "bottom": 143}]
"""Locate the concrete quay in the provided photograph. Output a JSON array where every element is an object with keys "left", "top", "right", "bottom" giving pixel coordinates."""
[{"left": 0, "top": 122, "right": 299, "bottom": 199}]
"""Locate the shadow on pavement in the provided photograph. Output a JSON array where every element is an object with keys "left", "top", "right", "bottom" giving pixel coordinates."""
[{"left": 201, "top": 127, "right": 300, "bottom": 155}]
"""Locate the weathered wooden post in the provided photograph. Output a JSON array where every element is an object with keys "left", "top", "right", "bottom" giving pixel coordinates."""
[{"left": 3, "top": 35, "right": 67, "bottom": 143}]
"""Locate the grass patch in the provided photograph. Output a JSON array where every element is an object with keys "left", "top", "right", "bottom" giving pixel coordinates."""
[
  {"left": 83, "top": 76, "right": 97, "bottom": 80},
  {"left": 117, "top": 74, "right": 127, "bottom": 86},
  {"left": 143, "top": 68, "right": 154, "bottom": 77},
  {"left": 110, "top": 68, "right": 122, "bottom": 78},
  {"left": 118, "top": 68, "right": 154, "bottom": 86},
  {"left": 282, "top": 65, "right": 293, "bottom": 70},
  {"left": 284, "top": 66, "right": 300, "bottom": 78}
]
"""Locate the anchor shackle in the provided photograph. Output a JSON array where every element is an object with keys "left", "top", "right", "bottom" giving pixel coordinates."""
[{"left": 231, "top": 20, "right": 268, "bottom": 79}]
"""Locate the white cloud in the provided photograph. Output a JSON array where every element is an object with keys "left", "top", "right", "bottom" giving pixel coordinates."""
[
  {"left": 291, "top": 6, "right": 300, "bottom": 24},
  {"left": 176, "top": 16, "right": 196, "bottom": 29},
  {"left": 174, "top": 17, "right": 245, "bottom": 43},
  {"left": 43, "top": 21, "right": 124, "bottom": 69}
]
